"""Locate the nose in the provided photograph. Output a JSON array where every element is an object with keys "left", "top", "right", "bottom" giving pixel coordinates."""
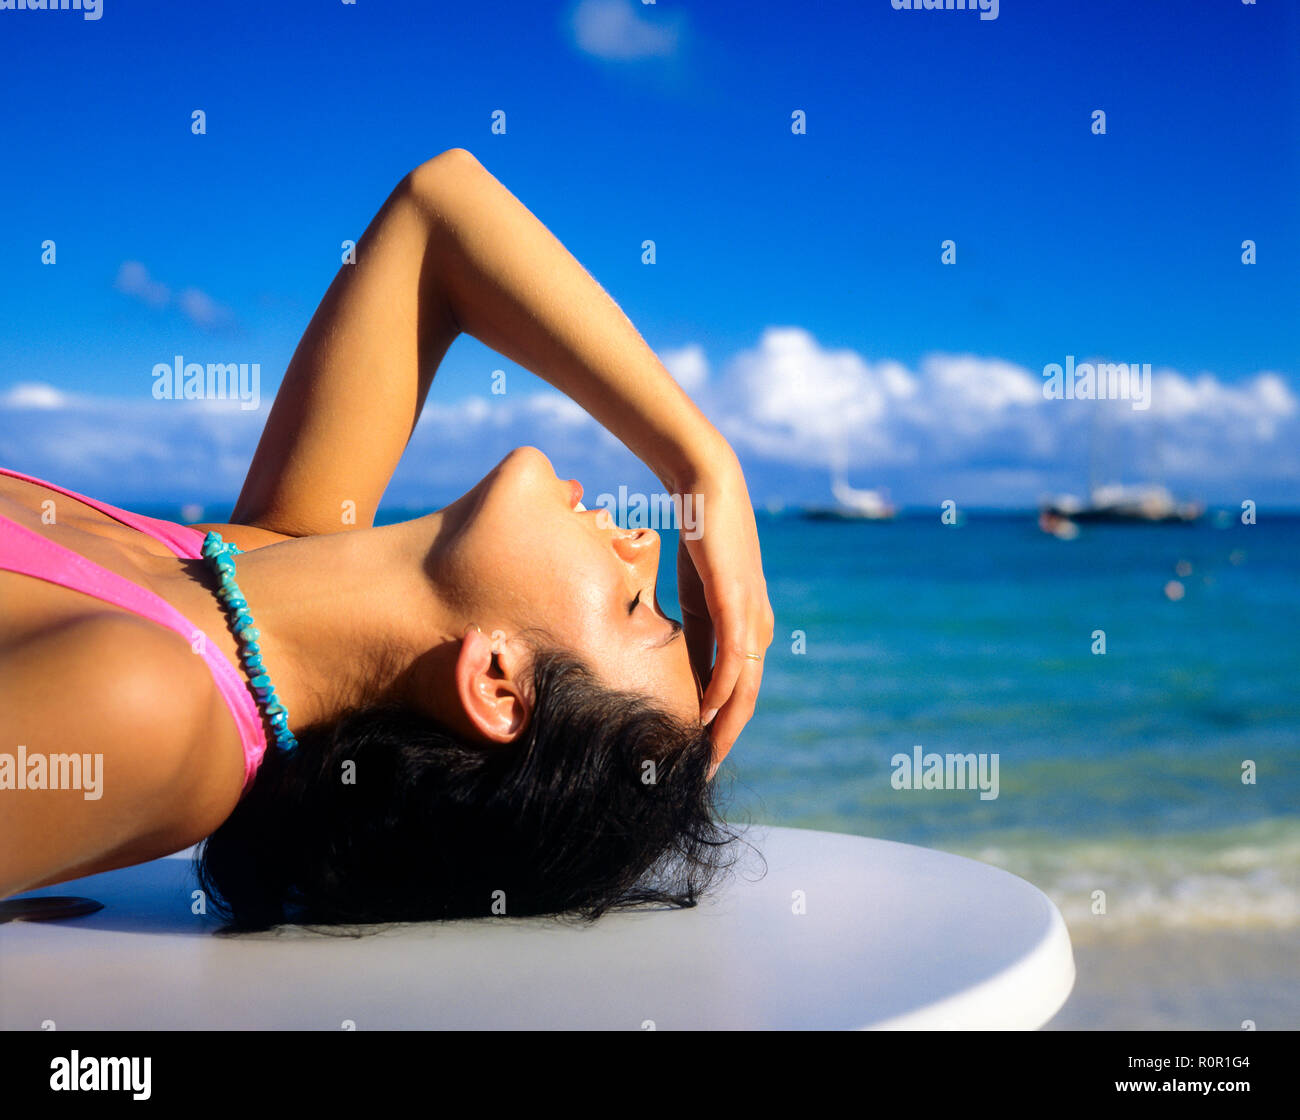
[{"left": 610, "top": 525, "right": 661, "bottom": 575}]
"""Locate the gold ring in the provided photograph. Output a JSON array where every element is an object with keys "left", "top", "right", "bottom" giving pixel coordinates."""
[{"left": 744, "top": 652, "right": 764, "bottom": 662}]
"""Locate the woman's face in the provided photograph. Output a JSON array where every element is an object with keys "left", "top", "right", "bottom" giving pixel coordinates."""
[{"left": 432, "top": 446, "right": 701, "bottom": 723}]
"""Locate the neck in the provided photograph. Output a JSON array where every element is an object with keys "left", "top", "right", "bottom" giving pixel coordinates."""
[{"left": 182, "top": 515, "right": 458, "bottom": 734}]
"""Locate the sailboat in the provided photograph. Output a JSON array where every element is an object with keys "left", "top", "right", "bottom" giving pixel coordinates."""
[
  {"left": 1039, "top": 398, "right": 1202, "bottom": 529},
  {"left": 802, "top": 459, "right": 896, "bottom": 521},
  {"left": 1040, "top": 482, "right": 1202, "bottom": 525},
  {"left": 830, "top": 468, "right": 896, "bottom": 519}
]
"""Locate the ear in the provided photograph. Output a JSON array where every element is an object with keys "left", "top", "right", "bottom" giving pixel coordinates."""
[{"left": 453, "top": 627, "right": 531, "bottom": 743}]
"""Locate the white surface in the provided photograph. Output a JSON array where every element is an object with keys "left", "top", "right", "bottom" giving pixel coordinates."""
[{"left": 0, "top": 826, "right": 1075, "bottom": 1030}]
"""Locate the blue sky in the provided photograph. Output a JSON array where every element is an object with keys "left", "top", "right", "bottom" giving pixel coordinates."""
[{"left": 1, "top": 0, "right": 1297, "bottom": 508}]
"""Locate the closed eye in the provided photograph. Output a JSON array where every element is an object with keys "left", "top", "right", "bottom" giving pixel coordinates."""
[
  {"left": 652, "top": 617, "right": 684, "bottom": 649},
  {"left": 628, "top": 586, "right": 684, "bottom": 649}
]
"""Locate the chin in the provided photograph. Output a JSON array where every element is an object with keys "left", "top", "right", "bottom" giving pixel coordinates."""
[
  {"left": 441, "top": 446, "right": 574, "bottom": 571},
  {"left": 499, "top": 445, "right": 558, "bottom": 479},
  {"left": 483, "top": 446, "right": 566, "bottom": 513}
]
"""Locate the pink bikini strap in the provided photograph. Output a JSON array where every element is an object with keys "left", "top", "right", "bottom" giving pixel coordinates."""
[
  {"left": 0, "top": 467, "right": 205, "bottom": 558},
  {"left": 0, "top": 514, "right": 268, "bottom": 794}
]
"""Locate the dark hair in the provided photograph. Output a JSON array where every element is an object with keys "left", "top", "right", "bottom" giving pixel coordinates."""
[{"left": 197, "top": 647, "right": 741, "bottom": 931}]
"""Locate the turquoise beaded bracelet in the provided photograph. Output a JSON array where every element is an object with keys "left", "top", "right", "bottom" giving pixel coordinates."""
[{"left": 200, "top": 531, "right": 298, "bottom": 753}]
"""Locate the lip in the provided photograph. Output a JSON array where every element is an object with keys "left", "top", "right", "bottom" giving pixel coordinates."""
[{"left": 566, "top": 478, "right": 583, "bottom": 509}]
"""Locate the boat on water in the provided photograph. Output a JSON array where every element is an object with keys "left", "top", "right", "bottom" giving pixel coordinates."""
[
  {"left": 1040, "top": 482, "right": 1203, "bottom": 528},
  {"left": 1040, "top": 399, "right": 1205, "bottom": 532},
  {"left": 801, "top": 464, "right": 896, "bottom": 521}
]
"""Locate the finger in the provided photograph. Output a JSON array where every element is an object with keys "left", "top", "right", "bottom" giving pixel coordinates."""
[
  {"left": 682, "top": 612, "right": 715, "bottom": 698},
  {"left": 704, "top": 597, "right": 773, "bottom": 762},
  {"left": 707, "top": 658, "right": 763, "bottom": 764},
  {"left": 676, "top": 540, "right": 715, "bottom": 694},
  {"left": 699, "top": 620, "right": 746, "bottom": 723},
  {"left": 698, "top": 586, "right": 773, "bottom": 722}
]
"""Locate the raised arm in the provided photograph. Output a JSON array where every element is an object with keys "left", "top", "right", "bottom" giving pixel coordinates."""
[
  {"left": 407, "top": 153, "right": 774, "bottom": 757},
  {"left": 235, "top": 148, "right": 772, "bottom": 759},
  {"left": 230, "top": 152, "right": 462, "bottom": 534},
  {"left": 235, "top": 147, "right": 717, "bottom": 530}
]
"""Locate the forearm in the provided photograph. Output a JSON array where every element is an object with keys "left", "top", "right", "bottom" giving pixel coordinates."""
[{"left": 409, "top": 150, "right": 729, "bottom": 491}]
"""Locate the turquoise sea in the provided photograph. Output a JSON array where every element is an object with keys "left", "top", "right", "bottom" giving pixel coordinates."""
[
  {"left": 724, "top": 511, "right": 1300, "bottom": 934},
  {"left": 147, "top": 503, "right": 1300, "bottom": 934}
]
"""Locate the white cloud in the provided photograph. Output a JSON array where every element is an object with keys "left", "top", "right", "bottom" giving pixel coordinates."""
[
  {"left": 177, "top": 287, "right": 234, "bottom": 329},
  {"left": 1148, "top": 368, "right": 1295, "bottom": 441},
  {"left": 113, "top": 261, "right": 235, "bottom": 330},
  {"left": 713, "top": 327, "right": 920, "bottom": 463},
  {"left": 692, "top": 328, "right": 1299, "bottom": 487},
  {"left": 920, "top": 352, "right": 1041, "bottom": 413},
  {"left": 417, "top": 390, "right": 591, "bottom": 432},
  {"left": 2, "top": 329, "right": 1296, "bottom": 505},
  {"left": 522, "top": 391, "right": 590, "bottom": 426},
  {"left": 571, "top": 0, "right": 679, "bottom": 61},
  {"left": 2, "top": 381, "right": 67, "bottom": 409},
  {"left": 113, "top": 261, "right": 169, "bottom": 308},
  {"left": 660, "top": 343, "right": 709, "bottom": 392}
]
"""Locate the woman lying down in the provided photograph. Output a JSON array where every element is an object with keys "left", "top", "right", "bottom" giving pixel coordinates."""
[{"left": 0, "top": 149, "right": 774, "bottom": 930}]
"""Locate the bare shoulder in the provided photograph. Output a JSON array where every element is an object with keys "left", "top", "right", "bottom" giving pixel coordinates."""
[
  {"left": 25, "top": 612, "right": 215, "bottom": 733},
  {"left": 0, "top": 612, "right": 236, "bottom": 896}
]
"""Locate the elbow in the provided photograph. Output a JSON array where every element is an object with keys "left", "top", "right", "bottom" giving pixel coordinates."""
[
  {"left": 433, "top": 146, "right": 481, "bottom": 168},
  {"left": 402, "top": 147, "right": 485, "bottom": 206}
]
